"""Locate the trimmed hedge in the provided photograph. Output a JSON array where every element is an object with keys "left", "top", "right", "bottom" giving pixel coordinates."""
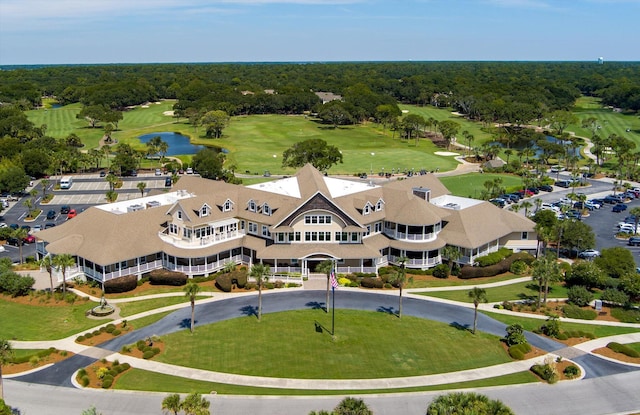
[
  {"left": 360, "top": 277, "right": 384, "bottom": 289},
  {"left": 564, "top": 365, "right": 580, "bottom": 378},
  {"left": 148, "top": 269, "right": 187, "bottom": 286},
  {"left": 562, "top": 304, "right": 597, "bottom": 320},
  {"left": 104, "top": 274, "right": 138, "bottom": 293},
  {"left": 474, "top": 248, "right": 513, "bottom": 267},
  {"left": 460, "top": 252, "right": 535, "bottom": 279},
  {"left": 432, "top": 264, "right": 450, "bottom": 279},
  {"left": 607, "top": 342, "right": 640, "bottom": 358},
  {"left": 508, "top": 343, "right": 532, "bottom": 360},
  {"left": 215, "top": 273, "right": 232, "bottom": 292}
]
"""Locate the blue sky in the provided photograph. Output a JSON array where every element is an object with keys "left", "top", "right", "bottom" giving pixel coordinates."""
[{"left": 0, "top": 0, "right": 638, "bottom": 65}]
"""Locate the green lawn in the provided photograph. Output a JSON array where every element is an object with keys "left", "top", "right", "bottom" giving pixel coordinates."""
[
  {"left": 407, "top": 273, "right": 523, "bottom": 289},
  {"left": 439, "top": 173, "right": 524, "bottom": 198},
  {"left": 117, "top": 296, "right": 209, "bottom": 317},
  {"left": 0, "top": 299, "right": 108, "bottom": 341},
  {"left": 420, "top": 281, "right": 568, "bottom": 303},
  {"left": 156, "top": 309, "right": 510, "bottom": 379},
  {"left": 625, "top": 342, "right": 640, "bottom": 354},
  {"left": 570, "top": 97, "right": 640, "bottom": 145},
  {"left": 115, "top": 368, "right": 537, "bottom": 395},
  {"left": 482, "top": 311, "right": 640, "bottom": 338}
]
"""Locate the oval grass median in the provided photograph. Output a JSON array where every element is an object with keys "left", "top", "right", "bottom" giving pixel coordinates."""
[{"left": 154, "top": 309, "right": 511, "bottom": 379}]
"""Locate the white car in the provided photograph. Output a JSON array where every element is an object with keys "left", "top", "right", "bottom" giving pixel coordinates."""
[
  {"left": 0, "top": 222, "right": 7, "bottom": 228},
  {"left": 619, "top": 224, "right": 637, "bottom": 233},
  {"left": 155, "top": 168, "right": 162, "bottom": 176},
  {"left": 578, "top": 249, "right": 600, "bottom": 259},
  {"left": 585, "top": 200, "right": 601, "bottom": 209},
  {"left": 186, "top": 167, "right": 194, "bottom": 174},
  {"left": 0, "top": 245, "right": 5, "bottom": 253}
]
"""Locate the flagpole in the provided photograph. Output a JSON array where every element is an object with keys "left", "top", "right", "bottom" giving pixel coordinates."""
[{"left": 331, "top": 285, "right": 335, "bottom": 336}]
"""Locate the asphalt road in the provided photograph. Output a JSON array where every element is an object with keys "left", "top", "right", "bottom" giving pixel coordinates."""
[{"left": 8, "top": 291, "right": 640, "bottom": 415}]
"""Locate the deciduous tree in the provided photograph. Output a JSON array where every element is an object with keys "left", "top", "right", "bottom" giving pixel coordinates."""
[{"left": 282, "top": 139, "right": 343, "bottom": 171}]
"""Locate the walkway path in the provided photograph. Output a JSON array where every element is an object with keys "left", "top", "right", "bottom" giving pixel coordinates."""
[{"left": 8, "top": 287, "right": 640, "bottom": 391}]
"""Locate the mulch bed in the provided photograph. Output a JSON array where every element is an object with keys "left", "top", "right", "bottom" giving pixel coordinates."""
[
  {"left": 75, "top": 322, "right": 132, "bottom": 346},
  {"left": 4, "top": 350, "right": 74, "bottom": 375},
  {"left": 1, "top": 292, "right": 90, "bottom": 307},
  {"left": 592, "top": 347, "right": 640, "bottom": 364}
]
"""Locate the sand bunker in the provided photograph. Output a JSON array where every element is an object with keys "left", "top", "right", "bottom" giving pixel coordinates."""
[
  {"left": 434, "top": 151, "right": 460, "bottom": 156},
  {"left": 163, "top": 110, "right": 175, "bottom": 116}
]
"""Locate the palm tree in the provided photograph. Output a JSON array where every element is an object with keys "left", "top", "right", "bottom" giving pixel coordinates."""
[
  {"left": 40, "top": 178, "right": 50, "bottom": 199},
  {"left": 0, "top": 339, "right": 14, "bottom": 400},
  {"left": 520, "top": 200, "right": 533, "bottom": 217},
  {"left": 158, "top": 141, "right": 169, "bottom": 166},
  {"left": 180, "top": 392, "right": 210, "bottom": 415},
  {"left": 250, "top": 263, "right": 271, "bottom": 321},
  {"left": 317, "top": 259, "right": 334, "bottom": 312},
  {"left": 630, "top": 207, "right": 640, "bottom": 234},
  {"left": 532, "top": 254, "right": 563, "bottom": 306},
  {"left": 53, "top": 253, "right": 75, "bottom": 295},
  {"left": 184, "top": 282, "right": 202, "bottom": 333},
  {"left": 161, "top": 393, "right": 181, "bottom": 415},
  {"left": 136, "top": 181, "right": 147, "bottom": 197},
  {"left": 39, "top": 254, "right": 56, "bottom": 292},
  {"left": 468, "top": 287, "right": 487, "bottom": 334},
  {"left": 105, "top": 173, "right": 118, "bottom": 191},
  {"left": 389, "top": 256, "right": 409, "bottom": 318},
  {"left": 441, "top": 245, "right": 460, "bottom": 273},
  {"left": 11, "top": 227, "right": 27, "bottom": 264}
]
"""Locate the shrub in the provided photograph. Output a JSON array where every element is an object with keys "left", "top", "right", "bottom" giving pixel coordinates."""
[
  {"left": 77, "top": 368, "right": 87, "bottom": 377},
  {"left": 508, "top": 343, "right": 531, "bottom": 360},
  {"left": 29, "top": 356, "right": 40, "bottom": 367},
  {"left": 432, "top": 264, "right": 450, "bottom": 279},
  {"left": 101, "top": 376, "right": 113, "bottom": 389},
  {"left": 96, "top": 367, "right": 109, "bottom": 379},
  {"left": 607, "top": 342, "right": 640, "bottom": 358},
  {"left": 215, "top": 273, "right": 232, "bottom": 292},
  {"left": 274, "top": 280, "right": 285, "bottom": 289},
  {"left": 142, "top": 350, "right": 155, "bottom": 359},
  {"left": 475, "top": 248, "right": 513, "bottom": 267},
  {"left": 84, "top": 332, "right": 93, "bottom": 339},
  {"left": 564, "top": 365, "right": 580, "bottom": 378},
  {"left": 148, "top": 269, "right": 187, "bottom": 286},
  {"left": 120, "top": 362, "right": 131, "bottom": 370},
  {"left": 76, "top": 335, "right": 86, "bottom": 342},
  {"left": 136, "top": 340, "right": 147, "bottom": 351},
  {"left": 80, "top": 376, "right": 90, "bottom": 387},
  {"left": 540, "top": 315, "right": 560, "bottom": 338},
  {"left": 104, "top": 274, "right": 138, "bottom": 293},
  {"left": 562, "top": 304, "right": 597, "bottom": 320},
  {"left": 105, "top": 326, "right": 115, "bottom": 334},
  {"left": 360, "top": 277, "right": 384, "bottom": 289},
  {"left": 531, "top": 357, "right": 558, "bottom": 384},
  {"left": 610, "top": 307, "right": 640, "bottom": 323},
  {"left": 460, "top": 252, "right": 534, "bottom": 279},
  {"left": 567, "top": 286, "right": 594, "bottom": 307},
  {"left": 509, "top": 260, "right": 528, "bottom": 275},
  {"left": 111, "top": 329, "right": 121, "bottom": 336},
  {"left": 230, "top": 270, "right": 248, "bottom": 288},
  {"left": 505, "top": 324, "right": 527, "bottom": 346},
  {"left": 0, "top": 272, "right": 35, "bottom": 297},
  {"left": 600, "top": 288, "right": 630, "bottom": 306}
]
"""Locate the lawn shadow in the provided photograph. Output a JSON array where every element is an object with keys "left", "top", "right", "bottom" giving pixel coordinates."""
[
  {"left": 450, "top": 322, "right": 470, "bottom": 332},
  {"left": 306, "top": 301, "right": 327, "bottom": 312},
  {"left": 240, "top": 305, "right": 258, "bottom": 318},
  {"left": 313, "top": 320, "right": 330, "bottom": 334},
  {"left": 377, "top": 306, "right": 397, "bottom": 316}
]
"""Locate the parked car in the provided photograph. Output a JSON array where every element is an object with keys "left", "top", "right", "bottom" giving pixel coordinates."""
[
  {"left": 550, "top": 165, "right": 565, "bottom": 173},
  {"left": 20, "top": 225, "right": 30, "bottom": 232},
  {"left": 578, "top": 249, "right": 600, "bottom": 259},
  {"left": 44, "top": 223, "right": 56, "bottom": 229},
  {"left": 538, "top": 184, "right": 553, "bottom": 192},
  {"left": 628, "top": 236, "right": 640, "bottom": 246},
  {"left": 99, "top": 170, "right": 107, "bottom": 177},
  {"left": 23, "top": 234, "right": 36, "bottom": 244},
  {"left": 613, "top": 203, "right": 628, "bottom": 213},
  {"left": 155, "top": 168, "right": 162, "bottom": 176},
  {"left": 60, "top": 205, "right": 71, "bottom": 214},
  {"left": 165, "top": 177, "right": 172, "bottom": 187},
  {"left": 604, "top": 195, "right": 624, "bottom": 204},
  {"left": 67, "top": 209, "right": 77, "bottom": 219},
  {"left": 526, "top": 187, "right": 540, "bottom": 194},
  {"left": 0, "top": 222, "right": 7, "bottom": 228},
  {"left": 6, "top": 236, "right": 20, "bottom": 246},
  {"left": 555, "top": 180, "right": 571, "bottom": 188},
  {"left": 540, "top": 203, "right": 560, "bottom": 212},
  {"left": 490, "top": 198, "right": 506, "bottom": 208},
  {"left": 46, "top": 210, "right": 56, "bottom": 220},
  {"left": 566, "top": 210, "right": 582, "bottom": 220},
  {"left": 186, "top": 167, "right": 194, "bottom": 174},
  {"left": 31, "top": 224, "right": 41, "bottom": 233},
  {"left": 585, "top": 200, "right": 601, "bottom": 210}
]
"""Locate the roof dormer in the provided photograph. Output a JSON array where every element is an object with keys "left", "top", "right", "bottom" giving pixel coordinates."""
[
  {"left": 199, "top": 203, "right": 211, "bottom": 217},
  {"left": 376, "top": 198, "right": 385, "bottom": 211},
  {"left": 262, "top": 202, "right": 271, "bottom": 216},
  {"left": 363, "top": 201, "right": 373, "bottom": 216},
  {"left": 247, "top": 199, "right": 257, "bottom": 212},
  {"left": 222, "top": 199, "right": 234, "bottom": 212}
]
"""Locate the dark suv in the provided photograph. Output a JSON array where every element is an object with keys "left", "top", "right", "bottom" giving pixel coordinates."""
[
  {"left": 629, "top": 237, "right": 640, "bottom": 246},
  {"left": 46, "top": 210, "right": 56, "bottom": 220},
  {"left": 60, "top": 205, "right": 71, "bottom": 214}
]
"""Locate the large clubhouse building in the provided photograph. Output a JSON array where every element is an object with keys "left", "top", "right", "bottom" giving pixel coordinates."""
[{"left": 36, "top": 164, "right": 537, "bottom": 285}]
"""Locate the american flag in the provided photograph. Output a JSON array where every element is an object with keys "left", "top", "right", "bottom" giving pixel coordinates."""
[{"left": 329, "top": 270, "right": 339, "bottom": 289}]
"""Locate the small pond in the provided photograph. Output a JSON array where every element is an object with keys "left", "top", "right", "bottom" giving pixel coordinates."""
[{"left": 139, "top": 132, "right": 207, "bottom": 156}]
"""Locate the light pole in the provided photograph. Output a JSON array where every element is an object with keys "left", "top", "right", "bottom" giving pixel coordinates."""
[{"left": 370, "top": 152, "right": 375, "bottom": 174}]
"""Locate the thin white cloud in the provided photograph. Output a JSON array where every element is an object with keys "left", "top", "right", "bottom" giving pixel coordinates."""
[{"left": 484, "top": 0, "right": 552, "bottom": 8}]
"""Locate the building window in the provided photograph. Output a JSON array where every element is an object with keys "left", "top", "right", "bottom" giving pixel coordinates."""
[
  {"left": 363, "top": 204, "right": 371, "bottom": 215},
  {"left": 335, "top": 232, "right": 348, "bottom": 242},
  {"left": 521, "top": 232, "right": 528, "bottom": 239},
  {"left": 223, "top": 200, "right": 233, "bottom": 212},
  {"left": 177, "top": 211, "right": 182, "bottom": 220},
  {"left": 376, "top": 199, "right": 384, "bottom": 211},
  {"left": 304, "top": 214, "right": 332, "bottom": 224},
  {"left": 200, "top": 205, "right": 209, "bottom": 217},
  {"left": 374, "top": 222, "right": 382, "bottom": 233},
  {"left": 169, "top": 224, "right": 178, "bottom": 234},
  {"left": 248, "top": 200, "right": 256, "bottom": 212},
  {"left": 365, "top": 225, "right": 371, "bottom": 236},
  {"left": 351, "top": 232, "right": 359, "bottom": 242},
  {"left": 248, "top": 222, "right": 257, "bottom": 234},
  {"left": 262, "top": 225, "right": 270, "bottom": 237},
  {"left": 277, "top": 233, "right": 285, "bottom": 242},
  {"left": 263, "top": 203, "right": 271, "bottom": 216}
]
